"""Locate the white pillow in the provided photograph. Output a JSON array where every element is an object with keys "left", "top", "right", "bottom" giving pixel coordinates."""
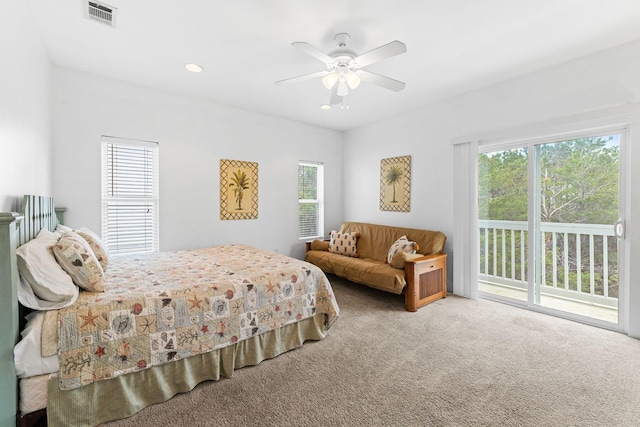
[
  {"left": 54, "top": 223, "right": 72, "bottom": 237},
  {"left": 387, "top": 235, "right": 419, "bottom": 264},
  {"left": 13, "top": 311, "right": 60, "bottom": 378},
  {"left": 17, "top": 228, "right": 77, "bottom": 302},
  {"left": 18, "top": 274, "right": 78, "bottom": 310}
]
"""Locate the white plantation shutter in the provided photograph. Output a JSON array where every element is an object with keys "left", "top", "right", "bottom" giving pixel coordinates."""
[
  {"left": 102, "top": 137, "right": 159, "bottom": 254},
  {"left": 298, "top": 162, "right": 324, "bottom": 239}
]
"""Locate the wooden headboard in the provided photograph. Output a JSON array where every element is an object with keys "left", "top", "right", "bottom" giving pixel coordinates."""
[{"left": 0, "top": 195, "right": 65, "bottom": 426}]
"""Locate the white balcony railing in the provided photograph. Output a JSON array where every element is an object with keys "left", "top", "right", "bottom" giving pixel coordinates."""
[{"left": 479, "top": 220, "right": 618, "bottom": 309}]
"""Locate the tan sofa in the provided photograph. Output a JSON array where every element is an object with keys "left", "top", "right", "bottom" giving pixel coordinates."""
[{"left": 305, "top": 222, "right": 447, "bottom": 311}]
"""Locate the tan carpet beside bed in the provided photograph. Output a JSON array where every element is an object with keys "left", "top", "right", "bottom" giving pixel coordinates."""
[{"left": 105, "top": 275, "right": 640, "bottom": 427}]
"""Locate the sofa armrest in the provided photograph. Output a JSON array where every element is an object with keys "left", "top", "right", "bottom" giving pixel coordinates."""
[
  {"left": 306, "top": 239, "right": 330, "bottom": 252},
  {"left": 404, "top": 253, "right": 447, "bottom": 311}
]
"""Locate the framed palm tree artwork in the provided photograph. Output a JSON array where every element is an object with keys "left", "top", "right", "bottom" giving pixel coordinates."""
[
  {"left": 220, "top": 159, "right": 258, "bottom": 220},
  {"left": 380, "top": 155, "right": 411, "bottom": 212}
]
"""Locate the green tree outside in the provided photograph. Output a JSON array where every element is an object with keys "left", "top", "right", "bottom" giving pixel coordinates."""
[{"left": 478, "top": 136, "right": 619, "bottom": 298}]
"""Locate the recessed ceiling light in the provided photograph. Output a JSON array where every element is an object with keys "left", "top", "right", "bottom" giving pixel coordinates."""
[
  {"left": 185, "top": 63, "right": 204, "bottom": 73},
  {"left": 319, "top": 104, "right": 332, "bottom": 110}
]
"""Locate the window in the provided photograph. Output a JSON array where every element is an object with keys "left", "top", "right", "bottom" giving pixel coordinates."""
[
  {"left": 298, "top": 161, "right": 324, "bottom": 240},
  {"left": 101, "top": 136, "right": 159, "bottom": 254}
]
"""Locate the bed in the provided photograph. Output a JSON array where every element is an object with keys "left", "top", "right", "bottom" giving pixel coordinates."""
[{"left": 3, "top": 195, "right": 339, "bottom": 427}]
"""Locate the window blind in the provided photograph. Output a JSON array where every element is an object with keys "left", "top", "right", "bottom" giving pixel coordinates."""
[
  {"left": 298, "top": 162, "right": 324, "bottom": 239},
  {"left": 102, "top": 137, "right": 159, "bottom": 254}
]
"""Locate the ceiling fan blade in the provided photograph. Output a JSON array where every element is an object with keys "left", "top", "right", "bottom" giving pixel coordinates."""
[
  {"left": 353, "top": 40, "right": 407, "bottom": 67},
  {"left": 275, "top": 71, "right": 328, "bottom": 86},
  {"left": 292, "top": 42, "right": 335, "bottom": 64},
  {"left": 358, "top": 70, "right": 406, "bottom": 92}
]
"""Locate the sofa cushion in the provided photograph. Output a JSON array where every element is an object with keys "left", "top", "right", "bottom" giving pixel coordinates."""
[
  {"left": 329, "top": 230, "right": 359, "bottom": 257},
  {"left": 387, "top": 235, "right": 418, "bottom": 264},
  {"left": 304, "top": 250, "right": 405, "bottom": 294}
]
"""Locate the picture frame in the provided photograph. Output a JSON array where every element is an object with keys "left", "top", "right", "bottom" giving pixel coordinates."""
[
  {"left": 380, "top": 155, "right": 411, "bottom": 212},
  {"left": 220, "top": 159, "right": 258, "bottom": 220}
]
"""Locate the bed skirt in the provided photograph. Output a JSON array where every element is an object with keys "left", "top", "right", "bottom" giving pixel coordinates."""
[{"left": 47, "top": 314, "right": 328, "bottom": 427}]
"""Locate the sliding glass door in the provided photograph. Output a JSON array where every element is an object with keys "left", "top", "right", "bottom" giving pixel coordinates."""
[
  {"left": 478, "top": 146, "right": 529, "bottom": 302},
  {"left": 478, "top": 131, "right": 623, "bottom": 326}
]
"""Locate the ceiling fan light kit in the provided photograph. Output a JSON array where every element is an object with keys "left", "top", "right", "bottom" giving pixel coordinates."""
[
  {"left": 276, "top": 33, "right": 406, "bottom": 109},
  {"left": 322, "top": 72, "right": 339, "bottom": 89},
  {"left": 337, "top": 78, "right": 349, "bottom": 97},
  {"left": 345, "top": 71, "right": 361, "bottom": 89}
]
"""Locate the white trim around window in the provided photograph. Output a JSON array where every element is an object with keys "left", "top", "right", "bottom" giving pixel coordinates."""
[
  {"left": 101, "top": 136, "right": 159, "bottom": 254},
  {"left": 298, "top": 161, "right": 324, "bottom": 240}
]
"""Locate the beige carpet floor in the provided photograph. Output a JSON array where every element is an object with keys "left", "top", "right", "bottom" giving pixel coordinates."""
[{"left": 105, "top": 274, "right": 640, "bottom": 426}]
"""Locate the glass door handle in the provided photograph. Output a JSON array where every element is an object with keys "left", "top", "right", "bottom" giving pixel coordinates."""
[{"left": 614, "top": 219, "right": 625, "bottom": 239}]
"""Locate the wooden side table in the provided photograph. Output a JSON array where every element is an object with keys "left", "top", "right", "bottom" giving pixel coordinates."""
[{"left": 405, "top": 253, "right": 447, "bottom": 311}]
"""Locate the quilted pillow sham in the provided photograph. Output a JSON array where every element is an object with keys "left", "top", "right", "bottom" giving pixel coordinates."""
[
  {"left": 75, "top": 228, "right": 109, "bottom": 271},
  {"left": 329, "top": 230, "right": 359, "bottom": 257},
  {"left": 387, "top": 235, "right": 419, "bottom": 264},
  {"left": 53, "top": 231, "right": 105, "bottom": 292}
]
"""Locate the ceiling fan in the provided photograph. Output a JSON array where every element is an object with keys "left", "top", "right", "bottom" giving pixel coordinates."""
[{"left": 275, "top": 33, "right": 407, "bottom": 109}]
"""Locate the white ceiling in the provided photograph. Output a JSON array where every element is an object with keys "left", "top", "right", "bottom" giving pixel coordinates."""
[{"left": 26, "top": 0, "right": 640, "bottom": 131}]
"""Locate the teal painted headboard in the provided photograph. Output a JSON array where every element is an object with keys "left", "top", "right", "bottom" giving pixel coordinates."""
[{"left": 0, "top": 195, "right": 64, "bottom": 427}]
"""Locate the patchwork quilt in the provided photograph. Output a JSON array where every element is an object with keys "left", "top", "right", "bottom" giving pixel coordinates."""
[{"left": 56, "top": 244, "right": 339, "bottom": 390}]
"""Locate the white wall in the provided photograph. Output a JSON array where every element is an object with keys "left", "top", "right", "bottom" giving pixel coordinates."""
[
  {"left": 0, "top": 3, "right": 52, "bottom": 424},
  {"left": 51, "top": 67, "right": 343, "bottom": 259},
  {"left": 343, "top": 39, "right": 640, "bottom": 336},
  {"left": 0, "top": 2, "right": 52, "bottom": 211}
]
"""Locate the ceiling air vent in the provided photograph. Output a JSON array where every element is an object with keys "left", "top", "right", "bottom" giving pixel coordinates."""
[{"left": 85, "top": 1, "right": 117, "bottom": 28}]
